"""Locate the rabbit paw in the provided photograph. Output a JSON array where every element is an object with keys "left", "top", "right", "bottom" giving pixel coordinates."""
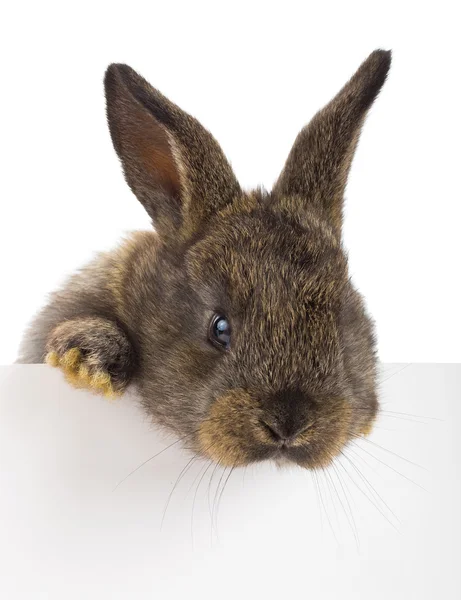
[{"left": 45, "top": 317, "right": 134, "bottom": 398}]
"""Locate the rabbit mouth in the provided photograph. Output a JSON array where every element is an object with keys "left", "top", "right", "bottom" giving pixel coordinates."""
[{"left": 197, "top": 388, "right": 351, "bottom": 469}]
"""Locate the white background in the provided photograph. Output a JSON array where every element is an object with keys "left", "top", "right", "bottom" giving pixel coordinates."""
[
  {"left": 1, "top": 0, "right": 460, "bottom": 364},
  {"left": 1, "top": 364, "right": 460, "bottom": 599}
]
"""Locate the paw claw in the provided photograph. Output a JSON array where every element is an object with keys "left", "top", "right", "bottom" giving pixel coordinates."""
[
  {"left": 91, "top": 371, "right": 118, "bottom": 398},
  {"left": 47, "top": 347, "right": 119, "bottom": 398},
  {"left": 102, "top": 384, "right": 118, "bottom": 399},
  {"left": 63, "top": 370, "right": 79, "bottom": 387},
  {"left": 77, "top": 363, "right": 91, "bottom": 383},
  {"left": 45, "top": 351, "right": 60, "bottom": 367},
  {"left": 91, "top": 370, "right": 111, "bottom": 389},
  {"left": 60, "top": 348, "right": 82, "bottom": 369}
]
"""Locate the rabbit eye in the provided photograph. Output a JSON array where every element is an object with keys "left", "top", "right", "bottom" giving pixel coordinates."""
[{"left": 209, "top": 314, "right": 231, "bottom": 350}]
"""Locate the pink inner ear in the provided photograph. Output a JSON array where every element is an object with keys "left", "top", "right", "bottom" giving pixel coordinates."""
[{"left": 123, "top": 102, "right": 182, "bottom": 201}]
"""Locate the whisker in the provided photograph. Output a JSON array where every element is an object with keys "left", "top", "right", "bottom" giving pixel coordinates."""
[
  {"left": 215, "top": 465, "right": 235, "bottom": 532},
  {"left": 316, "top": 469, "right": 339, "bottom": 544},
  {"left": 212, "top": 465, "right": 228, "bottom": 537},
  {"left": 351, "top": 442, "right": 428, "bottom": 492},
  {"left": 330, "top": 461, "right": 360, "bottom": 550},
  {"left": 322, "top": 466, "right": 341, "bottom": 533},
  {"left": 379, "top": 409, "right": 444, "bottom": 422},
  {"left": 242, "top": 465, "right": 248, "bottom": 488},
  {"left": 312, "top": 469, "right": 324, "bottom": 531},
  {"left": 368, "top": 425, "right": 400, "bottom": 432},
  {"left": 184, "top": 441, "right": 215, "bottom": 495},
  {"left": 337, "top": 455, "right": 400, "bottom": 533},
  {"left": 379, "top": 363, "right": 412, "bottom": 384},
  {"left": 191, "top": 460, "right": 213, "bottom": 547},
  {"left": 379, "top": 365, "right": 403, "bottom": 375},
  {"left": 206, "top": 462, "right": 221, "bottom": 543},
  {"left": 112, "top": 434, "right": 191, "bottom": 492},
  {"left": 187, "top": 457, "right": 210, "bottom": 495},
  {"left": 343, "top": 449, "right": 400, "bottom": 524},
  {"left": 161, "top": 455, "right": 197, "bottom": 530},
  {"left": 355, "top": 436, "right": 428, "bottom": 471},
  {"left": 352, "top": 408, "right": 431, "bottom": 424},
  {"left": 111, "top": 411, "right": 229, "bottom": 493},
  {"left": 376, "top": 414, "right": 429, "bottom": 424},
  {"left": 347, "top": 443, "right": 380, "bottom": 474}
]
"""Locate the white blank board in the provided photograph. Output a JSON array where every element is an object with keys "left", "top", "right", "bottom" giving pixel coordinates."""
[{"left": 0, "top": 365, "right": 460, "bottom": 599}]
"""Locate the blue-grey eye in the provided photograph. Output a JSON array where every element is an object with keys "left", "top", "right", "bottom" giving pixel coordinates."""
[{"left": 209, "top": 314, "right": 231, "bottom": 350}]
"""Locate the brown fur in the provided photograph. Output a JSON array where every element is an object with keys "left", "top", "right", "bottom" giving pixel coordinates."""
[{"left": 18, "top": 50, "right": 391, "bottom": 469}]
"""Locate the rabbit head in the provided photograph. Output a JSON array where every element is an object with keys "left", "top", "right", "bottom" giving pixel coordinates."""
[{"left": 105, "top": 50, "right": 391, "bottom": 469}]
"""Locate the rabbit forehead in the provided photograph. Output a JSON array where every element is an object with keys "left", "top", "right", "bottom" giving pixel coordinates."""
[{"left": 185, "top": 208, "right": 348, "bottom": 307}]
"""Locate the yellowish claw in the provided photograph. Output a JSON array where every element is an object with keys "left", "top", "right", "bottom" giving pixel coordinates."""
[
  {"left": 91, "top": 371, "right": 117, "bottom": 399},
  {"left": 46, "top": 347, "right": 119, "bottom": 399},
  {"left": 45, "top": 351, "right": 60, "bottom": 367},
  {"left": 60, "top": 347, "right": 82, "bottom": 369}
]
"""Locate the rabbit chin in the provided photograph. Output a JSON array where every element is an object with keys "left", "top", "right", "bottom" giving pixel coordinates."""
[{"left": 197, "top": 388, "right": 352, "bottom": 469}]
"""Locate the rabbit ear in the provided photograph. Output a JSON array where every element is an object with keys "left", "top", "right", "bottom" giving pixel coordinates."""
[
  {"left": 273, "top": 50, "right": 391, "bottom": 236},
  {"left": 104, "top": 64, "right": 241, "bottom": 240}
]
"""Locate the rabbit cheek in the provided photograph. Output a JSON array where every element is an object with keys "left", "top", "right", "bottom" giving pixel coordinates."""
[
  {"left": 358, "top": 414, "right": 376, "bottom": 437},
  {"left": 293, "top": 399, "right": 352, "bottom": 469},
  {"left": 198, "top": 389, "right": 273, "bottom": 467}
]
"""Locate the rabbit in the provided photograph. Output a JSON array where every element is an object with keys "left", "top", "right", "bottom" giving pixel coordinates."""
[{"left": 18, "top": 49, "right": 391, "bottom": 469}]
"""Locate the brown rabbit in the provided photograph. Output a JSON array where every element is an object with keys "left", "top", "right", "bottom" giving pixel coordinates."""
[{"left": 18, "top": 50, "right": 391, "bottom": 469}]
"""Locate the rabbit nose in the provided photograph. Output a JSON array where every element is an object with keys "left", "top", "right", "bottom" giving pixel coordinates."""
[
  {"left": 260, "top": 419, "right": 308, "bottom": 446},
  {"left": 261, "top": 388, "right": 311, "bottom": 445}
]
